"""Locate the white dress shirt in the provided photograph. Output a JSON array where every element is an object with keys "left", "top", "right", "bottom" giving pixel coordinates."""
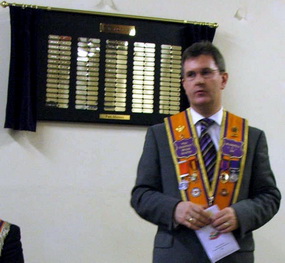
[{"left": 190, "top": 107, "right": 223, "bottom": 150}]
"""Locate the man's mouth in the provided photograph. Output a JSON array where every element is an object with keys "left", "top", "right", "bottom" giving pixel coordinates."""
[{"left": 195, "top": 90, "right": 207, "bottom": 95}]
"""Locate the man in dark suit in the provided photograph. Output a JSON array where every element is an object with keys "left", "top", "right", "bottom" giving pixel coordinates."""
[
  {"left": 131, "top": 41, "right": 281, "bottom": 263},
  {"left": 0, "top": 220, "right": 24, "bottom": 263}
]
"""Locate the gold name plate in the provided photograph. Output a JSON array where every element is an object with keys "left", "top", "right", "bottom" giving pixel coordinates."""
[
  {"left": 99, "top": 114, "right": 131, "bottom": 120},
  {"left": 100, "top": 23, "right": 136, "bottom": 36}
]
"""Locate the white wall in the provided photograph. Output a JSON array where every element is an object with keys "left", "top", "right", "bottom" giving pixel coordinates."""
[{"left": 0, "top": 0, "right": 284, "bottom": 262}]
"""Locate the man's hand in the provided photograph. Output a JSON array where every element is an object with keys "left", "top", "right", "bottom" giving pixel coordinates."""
[
  {"left": 174, "top": 201, "right": 212, "bottom": 230},
  {"left": 211, "top": 207, "right": 239, "bottom": 233}
]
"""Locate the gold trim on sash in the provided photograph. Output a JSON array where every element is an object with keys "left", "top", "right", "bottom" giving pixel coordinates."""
[{"left": 165, "top": 108, "right": 248, "bottom": 209}]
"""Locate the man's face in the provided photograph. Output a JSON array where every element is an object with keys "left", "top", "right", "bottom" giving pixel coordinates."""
[{"left": 182, "top": 55, "right": 228, "bottom": 114}]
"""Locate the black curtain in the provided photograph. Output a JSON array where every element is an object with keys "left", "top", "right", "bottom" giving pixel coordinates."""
[
  {"left": 4, "top": 6, "right": 216, "bottom": 131},
  {"left": 4, "top": 6, "right": 42, "bottom": 131}
]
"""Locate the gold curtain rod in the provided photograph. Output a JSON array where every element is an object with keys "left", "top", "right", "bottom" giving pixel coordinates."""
[{"left": 0, "top": 1, "right": 218, "bottom": 28}]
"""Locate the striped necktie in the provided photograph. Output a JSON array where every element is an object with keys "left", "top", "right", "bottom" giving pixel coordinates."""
[{"left": 199, "top": 118, "right": 217, "bottom": 181}]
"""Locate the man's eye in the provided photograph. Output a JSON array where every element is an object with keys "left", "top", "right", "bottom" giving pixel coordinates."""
[
  {"left": 201, "top": 69, "right": 212, "bottom": 76},
  {"left": 187, "top": 72, "right": 196, "bottom": 78}
]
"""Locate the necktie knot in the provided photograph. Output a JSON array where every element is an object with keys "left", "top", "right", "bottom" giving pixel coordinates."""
[{"left": 200, "top": 118, "right": 215, "bottom": 132}]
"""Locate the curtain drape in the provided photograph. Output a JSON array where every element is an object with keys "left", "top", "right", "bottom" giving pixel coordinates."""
[{"left": 4, "top": 6, "right": 42, "bottom": 131}]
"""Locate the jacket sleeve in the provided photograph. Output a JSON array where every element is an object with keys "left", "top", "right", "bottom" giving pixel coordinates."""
[
  {"left": 130, "top": 125, "right": 181, "bottom": 230},
  {"left": 232, "top": 129, "right": 281, "bottom": 238},
  {"left": 0, "top": 224, "right": 24, "bottom": 263}
]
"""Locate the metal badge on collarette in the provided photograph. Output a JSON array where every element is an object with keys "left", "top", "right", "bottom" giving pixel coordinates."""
[
  {"left": 190, "top": 172, "right": 198, "bottom": 182},
  {"left": 220, "top": 188, "right": 229, "bottom": 196},
  {"left": 219, "top": 172, "right": 229, "bottom": 184},
  {"left": 231, "top": 126, "right": 239, "bottom": 137},
  {"left": 178, "top": 180, "right": 189, "bottom": 191},
  {"left": 229, "top": 169, "right": 239, "bottom": 182},
  {"left": 192, "top": 187, "right": 201, "bottom": 197}
]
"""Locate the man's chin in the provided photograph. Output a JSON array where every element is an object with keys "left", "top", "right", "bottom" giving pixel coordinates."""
[{"left": 192, "top": 99, "right": 211, "bottom": 107}]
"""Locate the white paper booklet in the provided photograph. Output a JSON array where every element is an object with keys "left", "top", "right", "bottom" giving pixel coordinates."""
[{"left": 195, "top": 205, "right": 240, "bottom": 263}]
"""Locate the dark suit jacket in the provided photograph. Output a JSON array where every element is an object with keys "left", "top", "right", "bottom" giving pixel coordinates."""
[
  {"left": 0, "top": 224, "right": 24, "bottom": 263},
  {"left": 131, "top": 122, "right": 281, "bottom": 263}
]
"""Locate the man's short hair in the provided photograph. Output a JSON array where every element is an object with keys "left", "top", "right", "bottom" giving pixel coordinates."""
[{"left": 181, "top": 41, "right": 226, "bottom": 77}]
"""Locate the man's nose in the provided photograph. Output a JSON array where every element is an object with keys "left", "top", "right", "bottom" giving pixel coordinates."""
[{"left": 194, "top": 72, "right": 206, "bottom": 82}]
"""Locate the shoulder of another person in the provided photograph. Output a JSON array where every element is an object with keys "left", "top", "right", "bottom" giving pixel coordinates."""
[{"left": 8, "top": 224, "right": 21, "bottom": 233}]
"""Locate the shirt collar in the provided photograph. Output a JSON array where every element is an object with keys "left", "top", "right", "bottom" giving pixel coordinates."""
[{"left": 190, "top": 107, "right": 223, "bottom": 126}]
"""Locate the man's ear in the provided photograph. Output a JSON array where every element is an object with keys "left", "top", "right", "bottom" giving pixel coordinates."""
[
  {"left": 181, "top": 79, "right": 186, "bottom": 90},
  {"left": 221, "top": 72, "right": 228, "bottom": 90}
]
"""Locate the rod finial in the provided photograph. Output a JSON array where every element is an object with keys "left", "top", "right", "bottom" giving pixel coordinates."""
[{"left": 1, "top": 1, "right": 9, "bottom": 8}]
